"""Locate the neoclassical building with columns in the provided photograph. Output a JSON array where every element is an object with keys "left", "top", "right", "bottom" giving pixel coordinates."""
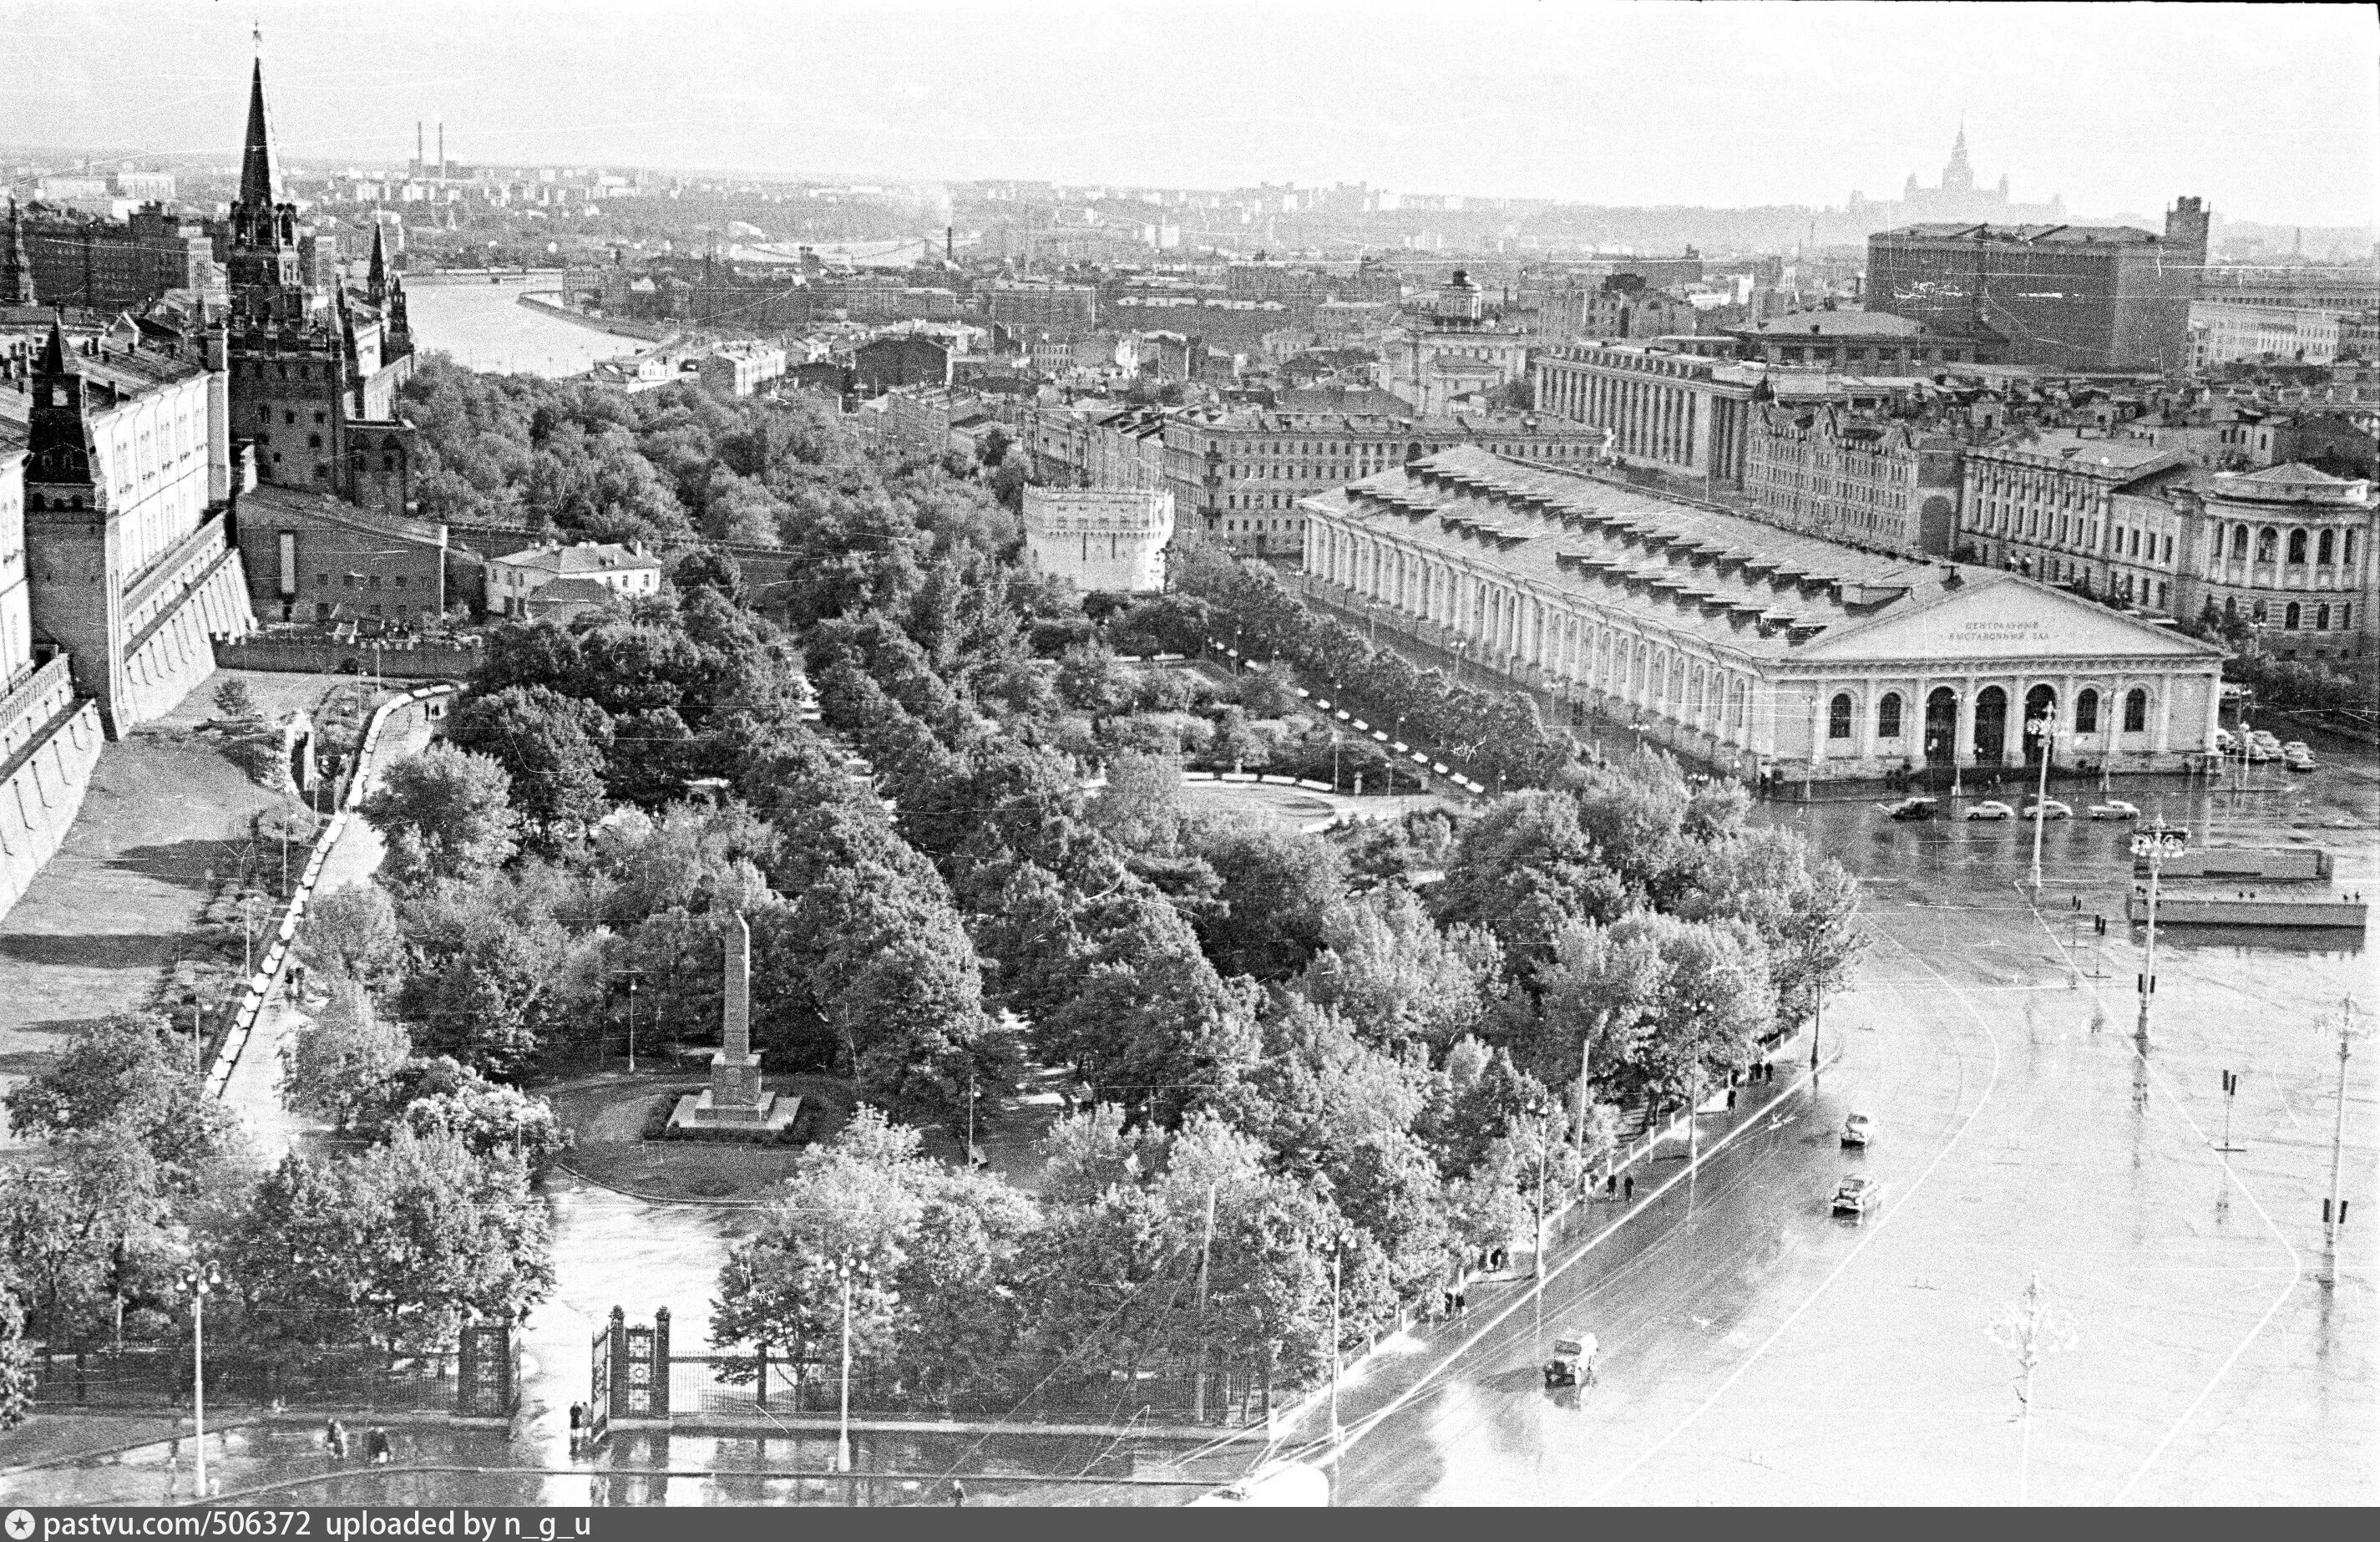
[{"left": 1299, "top": 446, "right": 2226, "bottom": 783}]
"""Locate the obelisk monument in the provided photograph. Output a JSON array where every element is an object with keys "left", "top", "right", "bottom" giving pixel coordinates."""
[{"left": 669, "top": 910, "right": 797, "bottom": 1136}]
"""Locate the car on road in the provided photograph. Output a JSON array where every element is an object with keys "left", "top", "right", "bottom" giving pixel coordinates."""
[
  {"left": 2283, "top": 745, "right": 2317, "bottom": 772},
  {"left": 1841, "top": 1113, "right": 1876, "bottom": 1148},
  {"left": 2089, "top": 799, "right": 2142, "bottom": 820},
  {"left": 1878, "top": 796, "right": 1940, "bottom": 821},
  {"left": 1188, "top": 1462, "right": 1330, "bottom": 1506},
  {"left": 1831, "top": 1174, "right": 1884, "bottom": 1219},
  {"left": 1965, "top": 800, "right": 2018, "bottom": 821},
  {"left": 1543, "top": 1334, "right": 1597, "bottom": 1387},
  {"left": 2023, "top": 799, "right": 2074, "bottom": 820}
]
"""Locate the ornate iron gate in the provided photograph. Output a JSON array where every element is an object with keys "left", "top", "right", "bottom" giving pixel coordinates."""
[{"left": 588, "top": 1321, "right": 610, "bottom": 1444}]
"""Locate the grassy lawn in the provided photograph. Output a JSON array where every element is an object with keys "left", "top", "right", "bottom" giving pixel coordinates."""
[
  {"left": 544, "top": 1070, "right": 854, "bottom": 1205},
  {"left": 1182, "top": 778, "right": 1449, "bottom": 837}
]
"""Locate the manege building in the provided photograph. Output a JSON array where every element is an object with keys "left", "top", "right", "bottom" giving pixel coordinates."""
[{"left": 1299, "top": 446, "right": 2225, "bottom": 784}]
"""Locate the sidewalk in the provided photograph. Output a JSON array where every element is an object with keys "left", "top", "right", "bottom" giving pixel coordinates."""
[
  {"left": 213, "top": 697, "right": 436, "bottom": 1163},
  {"left": 1279, "top": 1035, "right": 1826, "bottom": 1445}
]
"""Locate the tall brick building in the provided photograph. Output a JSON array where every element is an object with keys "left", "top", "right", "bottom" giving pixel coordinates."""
[{"left": 1866, "top": 198, "right": 2208, "bottom": 373}]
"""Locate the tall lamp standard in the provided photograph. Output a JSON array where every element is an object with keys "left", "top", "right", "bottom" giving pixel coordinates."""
[
  {"left": 833, "top": 1255, "right": 869, "bottom": 1477},
  {"left": 2131, "top": 827, "right": 2185, "bottom": 1044},
  {"left": 614, "top": 968, "right": 647, "bottom": 1073},
  {"left": 2027, "top": 712, "right": 2061, "bottom": 898},
  {"left": 177, "top": 1263, "right": 223, "bottom": 1499}
]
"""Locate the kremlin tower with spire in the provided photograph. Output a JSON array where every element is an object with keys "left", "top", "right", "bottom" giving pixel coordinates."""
[{"left": 223, "top": 47, "right": 419, "bottom": 518}]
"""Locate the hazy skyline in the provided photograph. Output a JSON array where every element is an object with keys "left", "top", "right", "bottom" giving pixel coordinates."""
[{"left": 4, "top": 0, "right": 2376, "bottom": 228}]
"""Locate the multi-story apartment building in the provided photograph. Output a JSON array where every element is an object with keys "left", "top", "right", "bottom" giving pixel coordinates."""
[
  {"left": 1724, "top": 307, "right": 1996, "bottom": 371},
  {"left": 1958, "top": 432, "right": 2378, "bottom": 667},
  {"left": 2189, "top": 301, "right": 2346, "bottom": 367},
  {"left": 1532, "top": 342, "right": 1765, "bottom": 487},
  {"left": 1867, "top": 198, "right": 2208, "bottom": 373},
  {"left": 8, "top": 199, "right": 218, "bottom": 312},
  {"left": 1960, "top": 434, "right": 2197, "bottom": 606},
  {"left": 985, "top": 279, "right": 1098, "bottom": 338},
  {"left": 1383, "top": 271, "right": 1530, "bottom": 415},
  {"left": 1741, "top": 403, "right": 1967, "bottom": 555},
  {"left": 1159, "top": 405, "right": 1611, "bottom": 557}
]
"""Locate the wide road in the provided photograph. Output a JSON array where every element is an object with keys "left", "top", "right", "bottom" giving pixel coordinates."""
[{"left": 1303, "top": 749, "right": 2374, "bottom": 1506}]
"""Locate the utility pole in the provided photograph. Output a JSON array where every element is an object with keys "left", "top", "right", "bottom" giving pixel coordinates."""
[
  {"left": 1192, "top": 1184, "right": 1216, "bottom": 1423},
  {"left": 2325, "top": 997, "right": 2362, "bottom": 1281},
  {"left": 1533, "top": 1105, "right": 1551, "bottom": 1285},
  {"left": 965, "top": 1070, "right": 977, "bottom": 1166}
]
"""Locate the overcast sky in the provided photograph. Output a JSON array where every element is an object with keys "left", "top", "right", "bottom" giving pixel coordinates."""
[{"left": 4, "top": 0, "right": 2375, "bottom": 227}]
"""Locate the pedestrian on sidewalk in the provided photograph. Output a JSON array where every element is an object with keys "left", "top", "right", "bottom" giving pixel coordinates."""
[
  {"left": 1727, "top": 1087, "right": 1738, "bottom": 1112},
  {"left": 951, "top": 1481, "right": 967, "bottom": 1508},
  {"left": 324, "top": 1417, "right": 347, "bottom": 1461},
  {"left": 366, "top": 1426, "right": 392, "bottom": 1465},
  {"left": 1623, "top": 1174, "right": 1635, "bottom": 1202},
  {"left": 1605, "top": 1173, "right": 1617, "bottom": 1200},
  {"left": 1455, "top": 1287, "right": 1467, "bottom": 1317}
]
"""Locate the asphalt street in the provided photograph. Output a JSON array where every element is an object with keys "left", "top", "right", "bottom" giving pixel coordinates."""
[{"left": 1296, "top": 750, "right": 2375, "bottom": 1506}]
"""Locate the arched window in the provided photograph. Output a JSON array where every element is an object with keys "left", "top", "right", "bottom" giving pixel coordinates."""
[
  {"left": 2287, "top": 529, "right": 2308, "bottom": 565},
  {"left": 1828, "top": 692, "right": 1853, "bottom": 740},
  {"left": 2075, "top": 688, "right": 2099, "bottom": 733},
  {"left": 2230, "top": 525, "right": 2248, "bottom": 560},
  {"left": 1876, "top": 692, "right": 1903, "bottom": 739},
  {"left": 2123, "top": 688, "right": 2149, "bottom": 733},
  {"left": 2285, "top": 601, "right": 2302, "bottom": 630},
  {"left": 2256, "top": 527, "right": 2278, "bottom": 563},
  {"left": 2316, "top": 604, "right": 2331, "bottom": 632},
  {"left": 2319, "top": 530, "right": 2337, "bottom": 566}
]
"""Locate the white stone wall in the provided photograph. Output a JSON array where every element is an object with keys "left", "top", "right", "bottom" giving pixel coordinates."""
[{"left": 1023, "top": 486, "right": 1172, "bottom": 595}]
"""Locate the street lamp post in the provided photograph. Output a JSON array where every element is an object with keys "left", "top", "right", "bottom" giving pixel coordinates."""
[
  {"left": 2027, "top": 714, "right": 2058, "bottom": 897},
  {"left": 2130, "top": 829, "right": 2183, "bottom": 1043},
  {"left": 1987, "top": 1271, "right": 2077, "bottom": 1504},
  {"left": 2323, "top": 997, "right": 2365, "bottom": 1281},
  {"left": 834, "top": 1255, "right": 865, "bottom": 1478},
  {"left": 178, "top": 1263, "right": 222, "bottom": 1500}
]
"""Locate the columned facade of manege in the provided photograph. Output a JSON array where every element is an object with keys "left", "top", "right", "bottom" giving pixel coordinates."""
[{"left": 1299, "top": 447, "right": 2228, "bottom": 785}]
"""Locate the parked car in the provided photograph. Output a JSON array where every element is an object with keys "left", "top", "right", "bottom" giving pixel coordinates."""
[
  {"left": 1878, "top": 796, "right": 1940, "bottom": 822},
  {"left": 2284, "top": 748, "right": 2317, "bottom": 773},
  {"left": 2246, "top": 743, "right": 2281, "bottom": 763},
  {"left": 2023, "top": 799, "right": 2074, "bottom": 820},
  {"left": 1966, "top": 800, "right": 2018, "bottom": 821},
  {"left": 1841, "top": 1113, "right": 1876, "bottom": 1148},
  {"left": 2281, "top": 740, "right": 2311, "bottom": 756},
  {"left": 2089, "top": 799, "right": 2142, "bottom": 820},
  {"left": 1831, "top": 1174, "right": 1885, "bottom": 1219},
  {"left": 2210, "top": 728, "right": 2238, "bottom": 756}
]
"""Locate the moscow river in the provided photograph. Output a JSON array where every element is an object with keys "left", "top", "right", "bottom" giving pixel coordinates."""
[{"left": 399, "top": 276, "right": 646, "bottom": 378}]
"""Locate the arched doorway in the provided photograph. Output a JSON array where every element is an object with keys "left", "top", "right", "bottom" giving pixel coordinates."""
[
  {"left": 1923, "top": 687, "right": 1958, "bottom": 765},
  {"left": 2022, "top": 684, "right": 2057, "bottom": 767},
  {"left": 1973, "top": 686, "right": 2008, "bottom": 765}
]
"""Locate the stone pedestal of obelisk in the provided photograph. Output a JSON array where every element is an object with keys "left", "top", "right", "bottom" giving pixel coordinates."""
[{"left": 667, "top": 911, "right": 799, "bottom": 1139}]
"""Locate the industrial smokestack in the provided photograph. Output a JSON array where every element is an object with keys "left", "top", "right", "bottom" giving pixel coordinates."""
[
  {"left": 416, "top": 121, "right": 423, "bottom": 167},
  {"left": 945, "top": 225, "right": 954, "bottom": 262},
  {"left": 438, "top": 121, "right": 445, "bottom": 180}
]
